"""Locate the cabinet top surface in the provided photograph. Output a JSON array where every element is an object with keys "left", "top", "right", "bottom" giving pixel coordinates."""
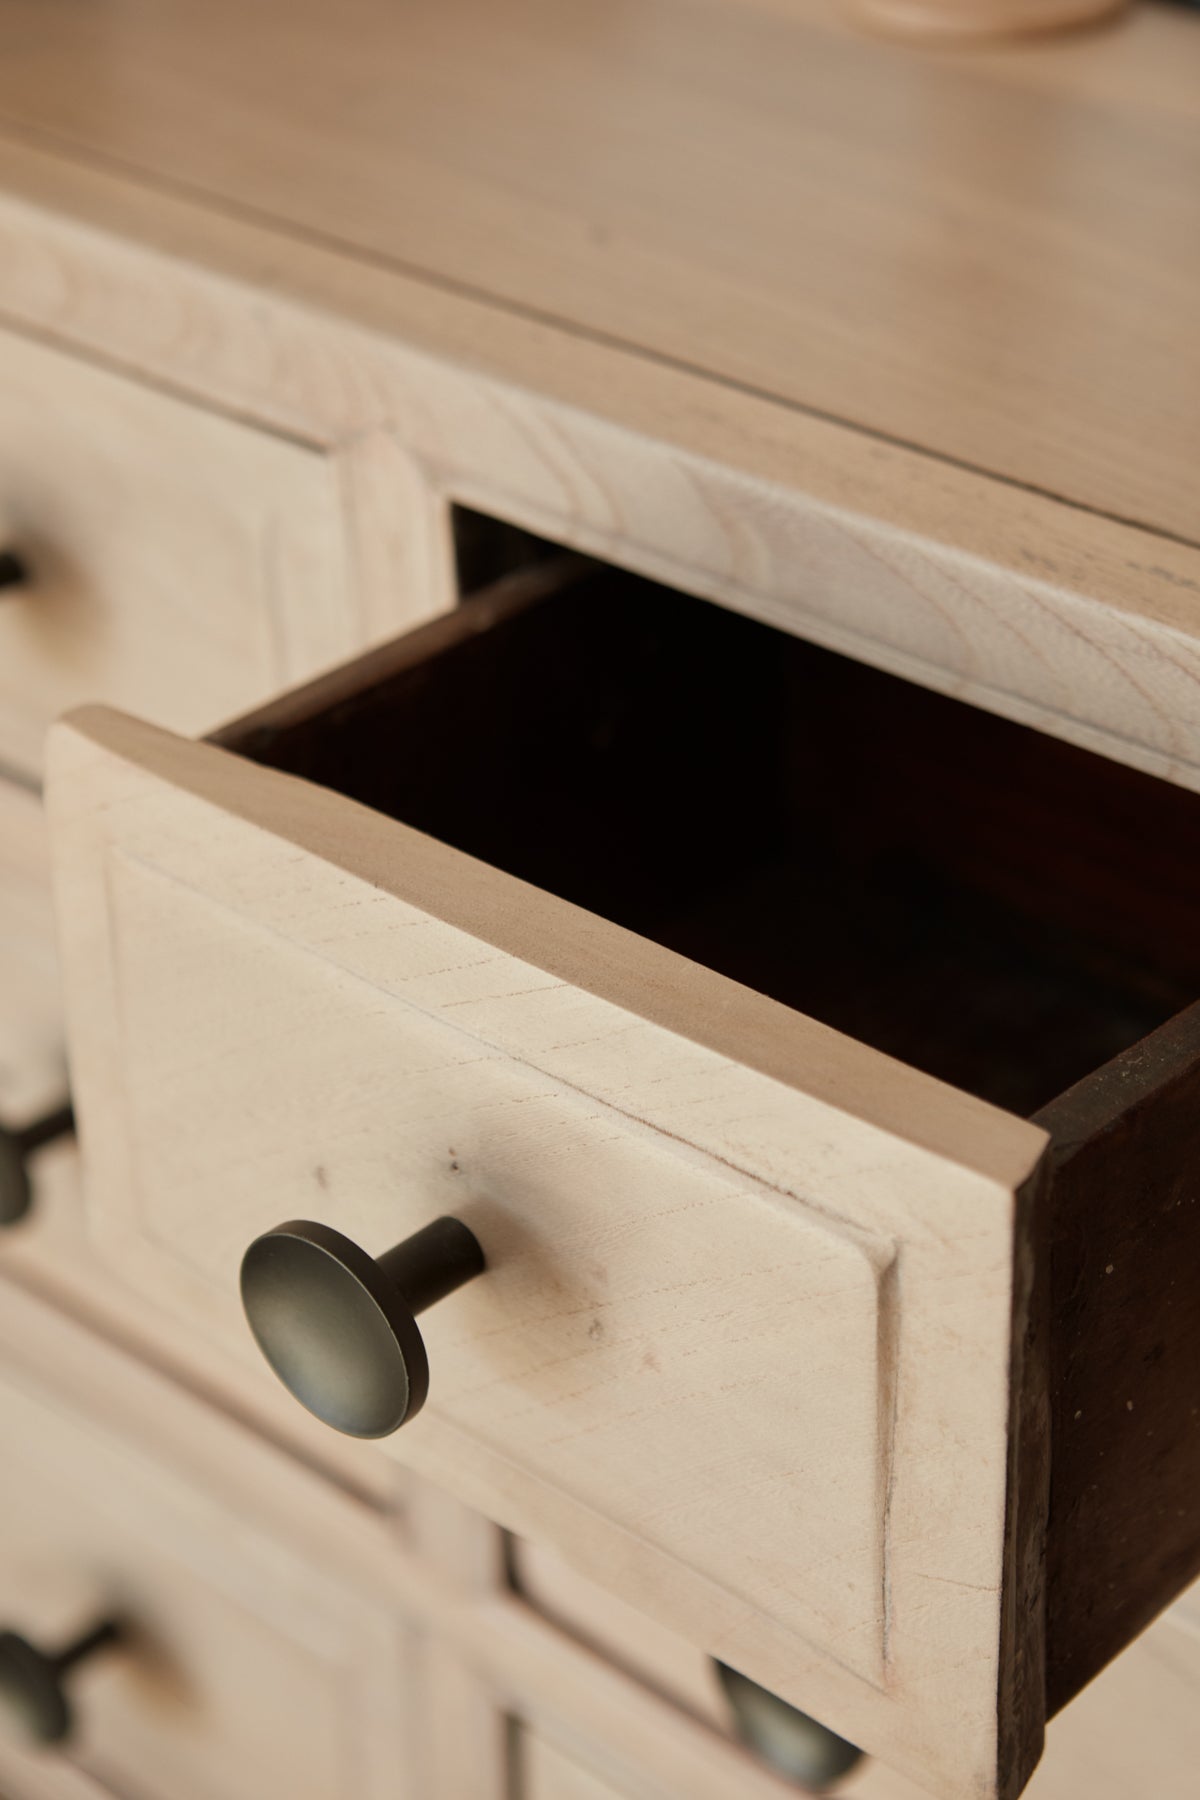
[{"left": 0, "top": 0, "right": 1195, "bottom": 547}]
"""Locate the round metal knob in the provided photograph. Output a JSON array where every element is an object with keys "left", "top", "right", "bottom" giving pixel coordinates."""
[
  {"left": 0, "top": 1621, "right": 121, "bottom": 1746},
  {"left": 716, "top": 1663, "right": 864, "bottom": 1789},
  {"left": 0, "top": 1104, "right": 75, "bottom": 1228},
  {"left": 241, "top": 1216, "right": 486, "bottom": 1438},
  {"left": 0, "top": 551, "right": 29, "bottom": 591}
]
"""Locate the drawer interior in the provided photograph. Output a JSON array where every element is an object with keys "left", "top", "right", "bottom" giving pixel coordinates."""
[{"left": 240, "top": 565, "right": 1200, "bottom": 1117}]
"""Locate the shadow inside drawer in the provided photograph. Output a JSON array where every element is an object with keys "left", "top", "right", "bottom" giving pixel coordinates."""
[{"left": 235, "top": 567, "right": 1200, "bottom": 1118}]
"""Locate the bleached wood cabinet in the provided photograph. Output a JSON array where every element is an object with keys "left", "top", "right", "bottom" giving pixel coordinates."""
[{"left": 1, "top": 1, "right": 1199, "bottom": 1797}]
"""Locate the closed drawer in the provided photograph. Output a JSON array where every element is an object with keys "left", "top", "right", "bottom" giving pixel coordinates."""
[
  {"left": 513, "top": 1537, "right": 864, "bottom": 1791},
  {"left": 45, "top": 561, "right": 1200, "bottom": 1798},
  {"left": 0, "top": 327, "right": 352, "bottom": 778},
  {"left": 0, "top": 1279, "right": 413, "bottom": 1800},
  {"left": 512, "top": 1537, "right": 728, "bottom": 1735}
]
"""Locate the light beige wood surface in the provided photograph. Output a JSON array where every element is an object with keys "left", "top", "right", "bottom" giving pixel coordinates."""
[
  {"left": 2, "top": 141, "right": 1200, "bottom": 793},
  {"left": 471, "top": 1602, "right": 812, "bottom": 1800},
  {"left": 0, "top": 1747, "right": 115, "bottom": 1800},
  {"left": 45, "top": 699, "right": 1049, "bottom": 1800},
  {"left": 406, "top": 1487, "right": 510, "bottom": 1800},
  {"left": 0, "top": 0, "right": 1194, "bottom": 548},
  {"left": 513, "top": 1539, "right": 728, "bottom": 1733},
  {"left": 399, "top": 1482, "right": 814, "bottom": 1800},
  {"left": 0, "top": 779, "right": 64, "bottom": 1131},
  {"left": 0, "top": 328, "right": 366, "bottom": 779},
  {"left": 524, "top": 1733, "right": 635, "bottom": 1800},
  {"left": 0, "top": 1283, "right": 416, "bottom": 1800}
]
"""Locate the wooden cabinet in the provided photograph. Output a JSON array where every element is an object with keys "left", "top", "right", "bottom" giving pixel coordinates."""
[{"left": 2, "top": 3, "right": 1200, "bottom": 1794}]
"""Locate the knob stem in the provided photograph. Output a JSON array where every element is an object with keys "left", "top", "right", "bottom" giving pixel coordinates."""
[
  {"left": 0, "top": 1103, "right": 76, "bottom": 1228},
  {"left": 52, "top": 1621, "right": 121, "bottom": 1677},
  {"left": 0, "top": 1619, "right": 121, "bottom": 1747},
  {"left": 12, "top": 1103, "right": 75, "bottom": 1161},
  {"left": 0, "top": 551, "right": 28, "bottom": 590},
  {"left": 378, "top": 1216, "right": 486, "bottom": 1315}
]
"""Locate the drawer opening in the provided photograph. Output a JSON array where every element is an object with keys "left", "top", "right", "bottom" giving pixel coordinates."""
[
  {"left": 237, "top": 564, "right": 1200, "bottom": 1117},
  {"left": 451, "top": 503, "right": 565, "bottom": 598}
]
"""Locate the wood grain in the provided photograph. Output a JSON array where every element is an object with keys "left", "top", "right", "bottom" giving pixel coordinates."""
[
  {"left": 45, "top": 701, "right": 1048, "bottom": 1800},
  {"left": 2, "top": 138, "right": 1200, "bottom": 791},
  {"left": 0, "top": 0, "right": 1193, "bottom": 543}
]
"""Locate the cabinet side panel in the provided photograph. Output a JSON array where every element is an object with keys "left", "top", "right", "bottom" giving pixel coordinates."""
[{"left": 1036, "top": 1001, "right": 1200, "bottom": 1712}]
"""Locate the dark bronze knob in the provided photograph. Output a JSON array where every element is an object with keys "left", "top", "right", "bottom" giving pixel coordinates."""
[
  {"left": 0, "top": 1103, "right": 75, "bottom": 1227},
  {"left": 0, "top": 551, "right": 28, "bottom": 591},
  {"left": 0, "top": 1621, "right": 121, "bottom": 1746},
  {"left": 716, "top": 1663, "right": 864, "bottom": 1789},
  {"left": 241, "top": 1216, "right": 486, "bottom": 1438}
]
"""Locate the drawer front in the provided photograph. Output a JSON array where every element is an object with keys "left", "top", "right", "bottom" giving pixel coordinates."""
[
  {"left": 0, "top": 328, "right": 352, "bottom": 777},
  {"left": 0, "top": 778, "right": 64, "bottom": 1129},
  {"left": 46, "top": 696, "right": 1049, "bottom": 1800},
  {"left": 0, "top": 1281, "right": 414, "bottom": 1800}
]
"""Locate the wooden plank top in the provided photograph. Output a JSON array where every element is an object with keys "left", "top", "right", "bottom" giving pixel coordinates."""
[{"left": 0, "top": 0, "right": 1195, "bottom": 546}]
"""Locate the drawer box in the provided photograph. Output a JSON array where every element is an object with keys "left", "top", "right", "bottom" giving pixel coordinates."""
[
  {"left": 0, "top": 327, "right": 352, "bottom": 778},
  {"left": 45, "top": 563, "right": 1200, "bottom": 1798},
  {"left": 0, "top": 1281, "right": 414, "bottom": 1800}
]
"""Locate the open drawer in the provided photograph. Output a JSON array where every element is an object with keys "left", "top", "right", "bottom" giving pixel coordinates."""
[{"left": 46, "top": 559, "right": 1200, "bottom": 1800}]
